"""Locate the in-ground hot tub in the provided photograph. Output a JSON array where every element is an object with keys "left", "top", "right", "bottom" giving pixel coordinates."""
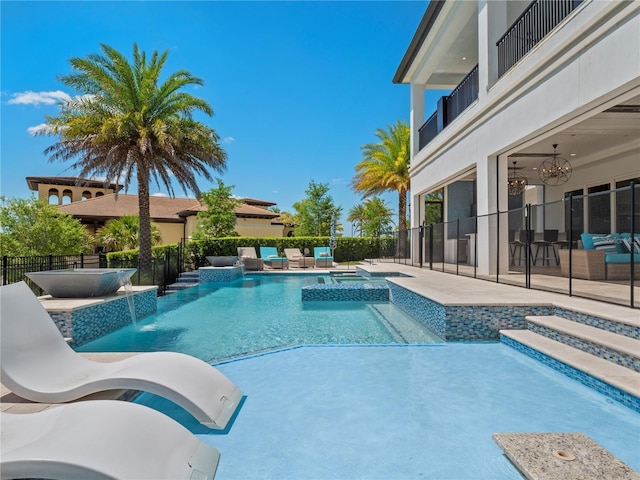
[{"left": 25, "top": 268, "right": 137, "bottom": 298}]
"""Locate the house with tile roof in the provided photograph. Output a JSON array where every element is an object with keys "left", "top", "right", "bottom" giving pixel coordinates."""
[{"left": 27, "top": 176, "right": 291, "bottom": 246}]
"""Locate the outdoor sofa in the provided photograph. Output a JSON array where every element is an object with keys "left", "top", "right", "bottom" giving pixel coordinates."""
[{"left": 558, "top": 232, "right": 640, "bottom": 280}]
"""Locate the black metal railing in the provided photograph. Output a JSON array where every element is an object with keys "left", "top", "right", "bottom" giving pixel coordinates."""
[
  {"left": 389, "top": 183, "right": 638, "bottom": 308},
  {"left": 497, "top": 0, "right": 583, "bottom": 77},
  {"left": 418, "top": 64, "right": 479, "bottom": 151},
  {"left": 418, "top": 111, "right": 439, "bottom": 151},
  {"left": 1, "top": 248, "right": 182, "bottom": 296},
  {"left": 446, "top": 64, "right": 479, "bottom": 125},
  {"left": 2, "top": 254, "right": 103, "bottom": 296}
]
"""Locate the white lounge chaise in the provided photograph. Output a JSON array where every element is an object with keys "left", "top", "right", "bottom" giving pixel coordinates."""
[
  {"left": 1, "top": 400, "right": 220, "bottom": 479},
  {"left": 0, "top": 281, "right": 243, "bottom": 430}
]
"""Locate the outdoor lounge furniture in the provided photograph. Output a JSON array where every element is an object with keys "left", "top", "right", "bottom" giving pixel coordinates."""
[
  {"left": 259, "top": 246, "right": 289, "bottom": 269},
  {"left": 558, "top": 233, "right": 640, "bottom": 280},
  {"left": 314, "top": 246, "right": 334, "bottom": 268},
  {"left": 1, "top": 400, "right": 220, "bottom": 479},
  {"left": 0, "top": 281, "right": 243, "bottom": 430},
  {"left": 284, "top": 248, "right": 315, "bottom": 268},
  {"left": 237, "top": 247, "right": 264, "bottom": 271}
]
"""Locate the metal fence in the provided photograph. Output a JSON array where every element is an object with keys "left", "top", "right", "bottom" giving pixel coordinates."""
[
  {"left": 389, "top": 183, "right": 638, "bottom": 308},
  {"left": 2, "top": 248, "right": 182, "bottom": 297}
]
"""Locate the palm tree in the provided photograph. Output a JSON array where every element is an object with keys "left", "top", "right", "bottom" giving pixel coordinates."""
[
  {"left": 39, "top": 43, "right": 227, "bottom": 279},
  {"left": 352, "top": 120, "right": 410, "bottom": 255},
  {"left": 97, "top": 215, "right": 162, "bottom": 252},
  {"left": 347, "top": 204, "right": 366, "bottom": 236}
]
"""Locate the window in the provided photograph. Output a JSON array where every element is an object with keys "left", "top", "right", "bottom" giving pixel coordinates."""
[
  {"left": 616, "top": 178, "right": 640, "bottom": 233},
  {"left": 564, "top": 189, "right": 584, "bottom": 236},
  {"left": 587, "top": 184, "right": 611, "bottom": 234}
]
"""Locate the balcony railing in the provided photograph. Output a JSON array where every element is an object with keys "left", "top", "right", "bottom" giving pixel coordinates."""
[
  {"left": 418, "top": 64, "right": 479, "bottom": 151},
  {"left": 497, "top": 0, "right": 583, "bottom": 77}
]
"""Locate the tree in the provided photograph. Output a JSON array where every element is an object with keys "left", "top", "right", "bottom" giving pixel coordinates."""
[
  {"left": 0, "top": 197, "right": 92, "bottom": 256},
  {"left": 96, "top": 215, "right": 162, "bottom": 251},
  {"left": 361, "top": 197, "right": 394, "bottom": 237},
  {"left": 192, "top": 179, "right": 240, "bottom": 239},
  {"left": 38, "top": 43, "right": 227, "bottom": 280},
  {"left": 352, "top": 120, "right": 410, "bottom": 254},
  {"left": 292, "top": 180, "right": 342, "bottom": 236},
  {"left": 347, "top": 204, "right": 366, "bottom": 237}
]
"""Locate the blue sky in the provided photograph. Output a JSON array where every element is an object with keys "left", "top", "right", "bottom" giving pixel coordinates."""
[{"left": 1, "top": 1, "right": 430, "bottom": 228}]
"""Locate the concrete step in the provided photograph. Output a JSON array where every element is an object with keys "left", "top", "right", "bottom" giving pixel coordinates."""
[
  {"left": 500, "top": 329, "right": 640, "bottom": 402},
  {"left": 526, "top": 315, "right": 640, "bottom": 372}
]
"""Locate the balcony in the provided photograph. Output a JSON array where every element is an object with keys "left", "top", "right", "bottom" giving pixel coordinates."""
[
  {"left": 418, "top": 64, "right": 479, "bottom": 151},
  {"left": 496, "top": 0, "right": 584, "bottom": 77}
]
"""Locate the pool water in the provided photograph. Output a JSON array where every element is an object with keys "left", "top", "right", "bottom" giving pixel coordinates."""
[
  {"left": 77, "top": 274, "right": 640, "bottom": 478},
  {"left": 77, "top": 275, "right": 442, "bottom": 362},
  {"left": 140, "top": 344, "right": 640, "bottom": 479}
]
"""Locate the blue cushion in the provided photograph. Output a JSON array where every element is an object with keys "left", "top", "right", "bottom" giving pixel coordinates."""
[
  {"left": 580, "top": 233, "right": 595, "bottom": 250},
  {"left": 604, "top": 253, "right": 640, "bottom": 264}
]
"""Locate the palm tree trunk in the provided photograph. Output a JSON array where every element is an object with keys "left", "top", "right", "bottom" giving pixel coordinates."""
[
  {"left": 137, "top": 167, "right": 153, "bottom": 282},
  {"left": 398, "top": 187, "right": 407, "bottom": 258}
]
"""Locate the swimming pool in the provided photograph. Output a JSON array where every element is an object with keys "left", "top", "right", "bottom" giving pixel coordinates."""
[
  {"left": 76, "top": 274, "right": 640, "bottom": 478},
  {"left": 138, "top": 344, "right": 640, "bottom": 479},
  {"left": 77, "top": 275, "right": 442, "bottom": 362}
]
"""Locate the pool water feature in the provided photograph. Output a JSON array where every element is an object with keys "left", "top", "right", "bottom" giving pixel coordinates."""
[{"left": 77, "top": 275, "right": 442, "bottom": 362}]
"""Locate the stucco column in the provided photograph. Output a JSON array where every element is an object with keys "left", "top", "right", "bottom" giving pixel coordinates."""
[
  {"left": 478, "top": 0, "right": 507, "bottom": 99},
  {"left": 410, "top": 83, "right": 425, "bottom": 162},
  {"left": 476, "top": 157, "right": 500, "bottom": 275}
]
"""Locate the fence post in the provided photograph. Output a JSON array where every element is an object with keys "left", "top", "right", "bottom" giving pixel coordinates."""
[
  {"left": 525, "top": 204, "right": 531, "bottom": 289},
  {"left": 418, "top": 226, "right": 424, "bottom": 268},
  {"left": 456, "top": 218, "right": 460, "bottom": 275},
  {"left": 568, "top": 194, "right": 573, "bottom": 297},
  {"left": 429, "top": 224, "right": 434, "bottom": 270},
  {"left": 80, "top": 253, "right": 84, "bottom": 268},
  {"left": 2, "top": 256, "right": 7, "bottom": 286},
  {"left": 630, "top": 182, "right": 635, "bottom": 308},
  {"left": 48, "top": 254, "right": 53, "bottom": 271}
]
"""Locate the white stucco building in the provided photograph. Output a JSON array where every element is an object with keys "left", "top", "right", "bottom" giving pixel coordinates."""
[{"left": 394, "top": 0, "right": 639, "bottom": 275}]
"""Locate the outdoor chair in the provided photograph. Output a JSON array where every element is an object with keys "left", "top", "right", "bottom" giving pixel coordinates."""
[
  {"left": 0, "top": 281, "right": 243, "bottom": 430},
  {"left": 259, "top": 246, "right": 289, "bottom": 269},
  {"left": 314, "top": 246, "right": 334, "bottom": 268},
  {"left": 1, "top": 400, "right": 220, "bottom": 479},
  {"left": 284, "top": 248, "right": 315, "bottom": 268},
  {"left": 532, "top": 229, "right": 559, "bottom": 266},
  {"left": 237, "top": 247, "right": 264, "bottom": 271}
]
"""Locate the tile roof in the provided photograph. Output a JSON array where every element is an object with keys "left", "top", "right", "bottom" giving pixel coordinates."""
[{"left": 57, "top": 194, "right": 280, "bottom": 221}]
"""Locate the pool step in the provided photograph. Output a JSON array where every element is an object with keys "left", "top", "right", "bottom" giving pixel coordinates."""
[
  {"left": 500, "top": 329, "right": 640, "bottom": 402},
  {"left": 501, "top": 308, "right": 640, "bottom": 411},
  {"left": 525, "top": 315, "right": 640, "bottom": 372},
  {"left": 165, "top": 271, "right": 200, "bottom": 294}
]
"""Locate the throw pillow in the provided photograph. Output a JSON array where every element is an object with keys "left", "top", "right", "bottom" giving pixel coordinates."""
[
  {"left": 591, "top": 235, "right": 618, "bottom": 253},
  {"left": 319, "top": 252, "right": 328, "bottom": 257}
]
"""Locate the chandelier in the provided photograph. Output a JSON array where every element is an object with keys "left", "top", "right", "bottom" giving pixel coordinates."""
[
  {"left": 539, "top": 144, "right": 572, "bottom": 186},
  {"left": 507, "top": 161, "right": 527, "bottom": 196}
]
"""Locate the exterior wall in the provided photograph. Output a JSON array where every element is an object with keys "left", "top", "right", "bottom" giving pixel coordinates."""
[
  {"left": 156, "top": 222, "right": 185, "bottom": 245},
  {"left": 235, "top": 217, "right": 285, "bottom": 237},
  {"left": 408, "top": 0, "right": 640, "bottom": 274},
  {"left": 38, "top": 184, "right": 115, "bottom": 204}
]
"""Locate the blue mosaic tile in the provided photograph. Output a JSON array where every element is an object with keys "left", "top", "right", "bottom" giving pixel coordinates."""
[
  {"left": 528, "top": 323, "right": 640, "bottom": 372},
  {"left": 555, "top": 308, "right": 640, "bottom": 340},
  {"left": 388, "top": 283, "right": 447, "bottom": 339},
  {"left": 199, "top": 266, "right": 243, "bottom": 283},
  {"left": 50, "top": 289, "right": 157, "bottom": 348},
  {"left": 301, "top": 281, "right": 389, "bottom": 301},
  {"left": 501, "top": 335, "right": 640, "bottom": 413}
]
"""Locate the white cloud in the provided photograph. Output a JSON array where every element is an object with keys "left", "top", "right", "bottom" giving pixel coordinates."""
[
  {"left": 8, "top": 90, "right": 72, "bottom": 106},
  {"left": 272, "top": 190, "right": 279, "bottom": 194},
  {"left": 331, "top": 178, "right": 345, "bottom": 185},
  {"left": 223, "top": 136, "right": 235, "bottom": 144},
  {"left": 151, "top": 192, "right": 168, "bottom": 197},
  {"left": 27, "top": 123, "right": 55, "bottom": 135}
]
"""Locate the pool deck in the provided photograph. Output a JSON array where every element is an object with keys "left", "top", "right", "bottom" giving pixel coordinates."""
[{"left": 354, "top": 262, "right": 639, "bottom": 325}]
